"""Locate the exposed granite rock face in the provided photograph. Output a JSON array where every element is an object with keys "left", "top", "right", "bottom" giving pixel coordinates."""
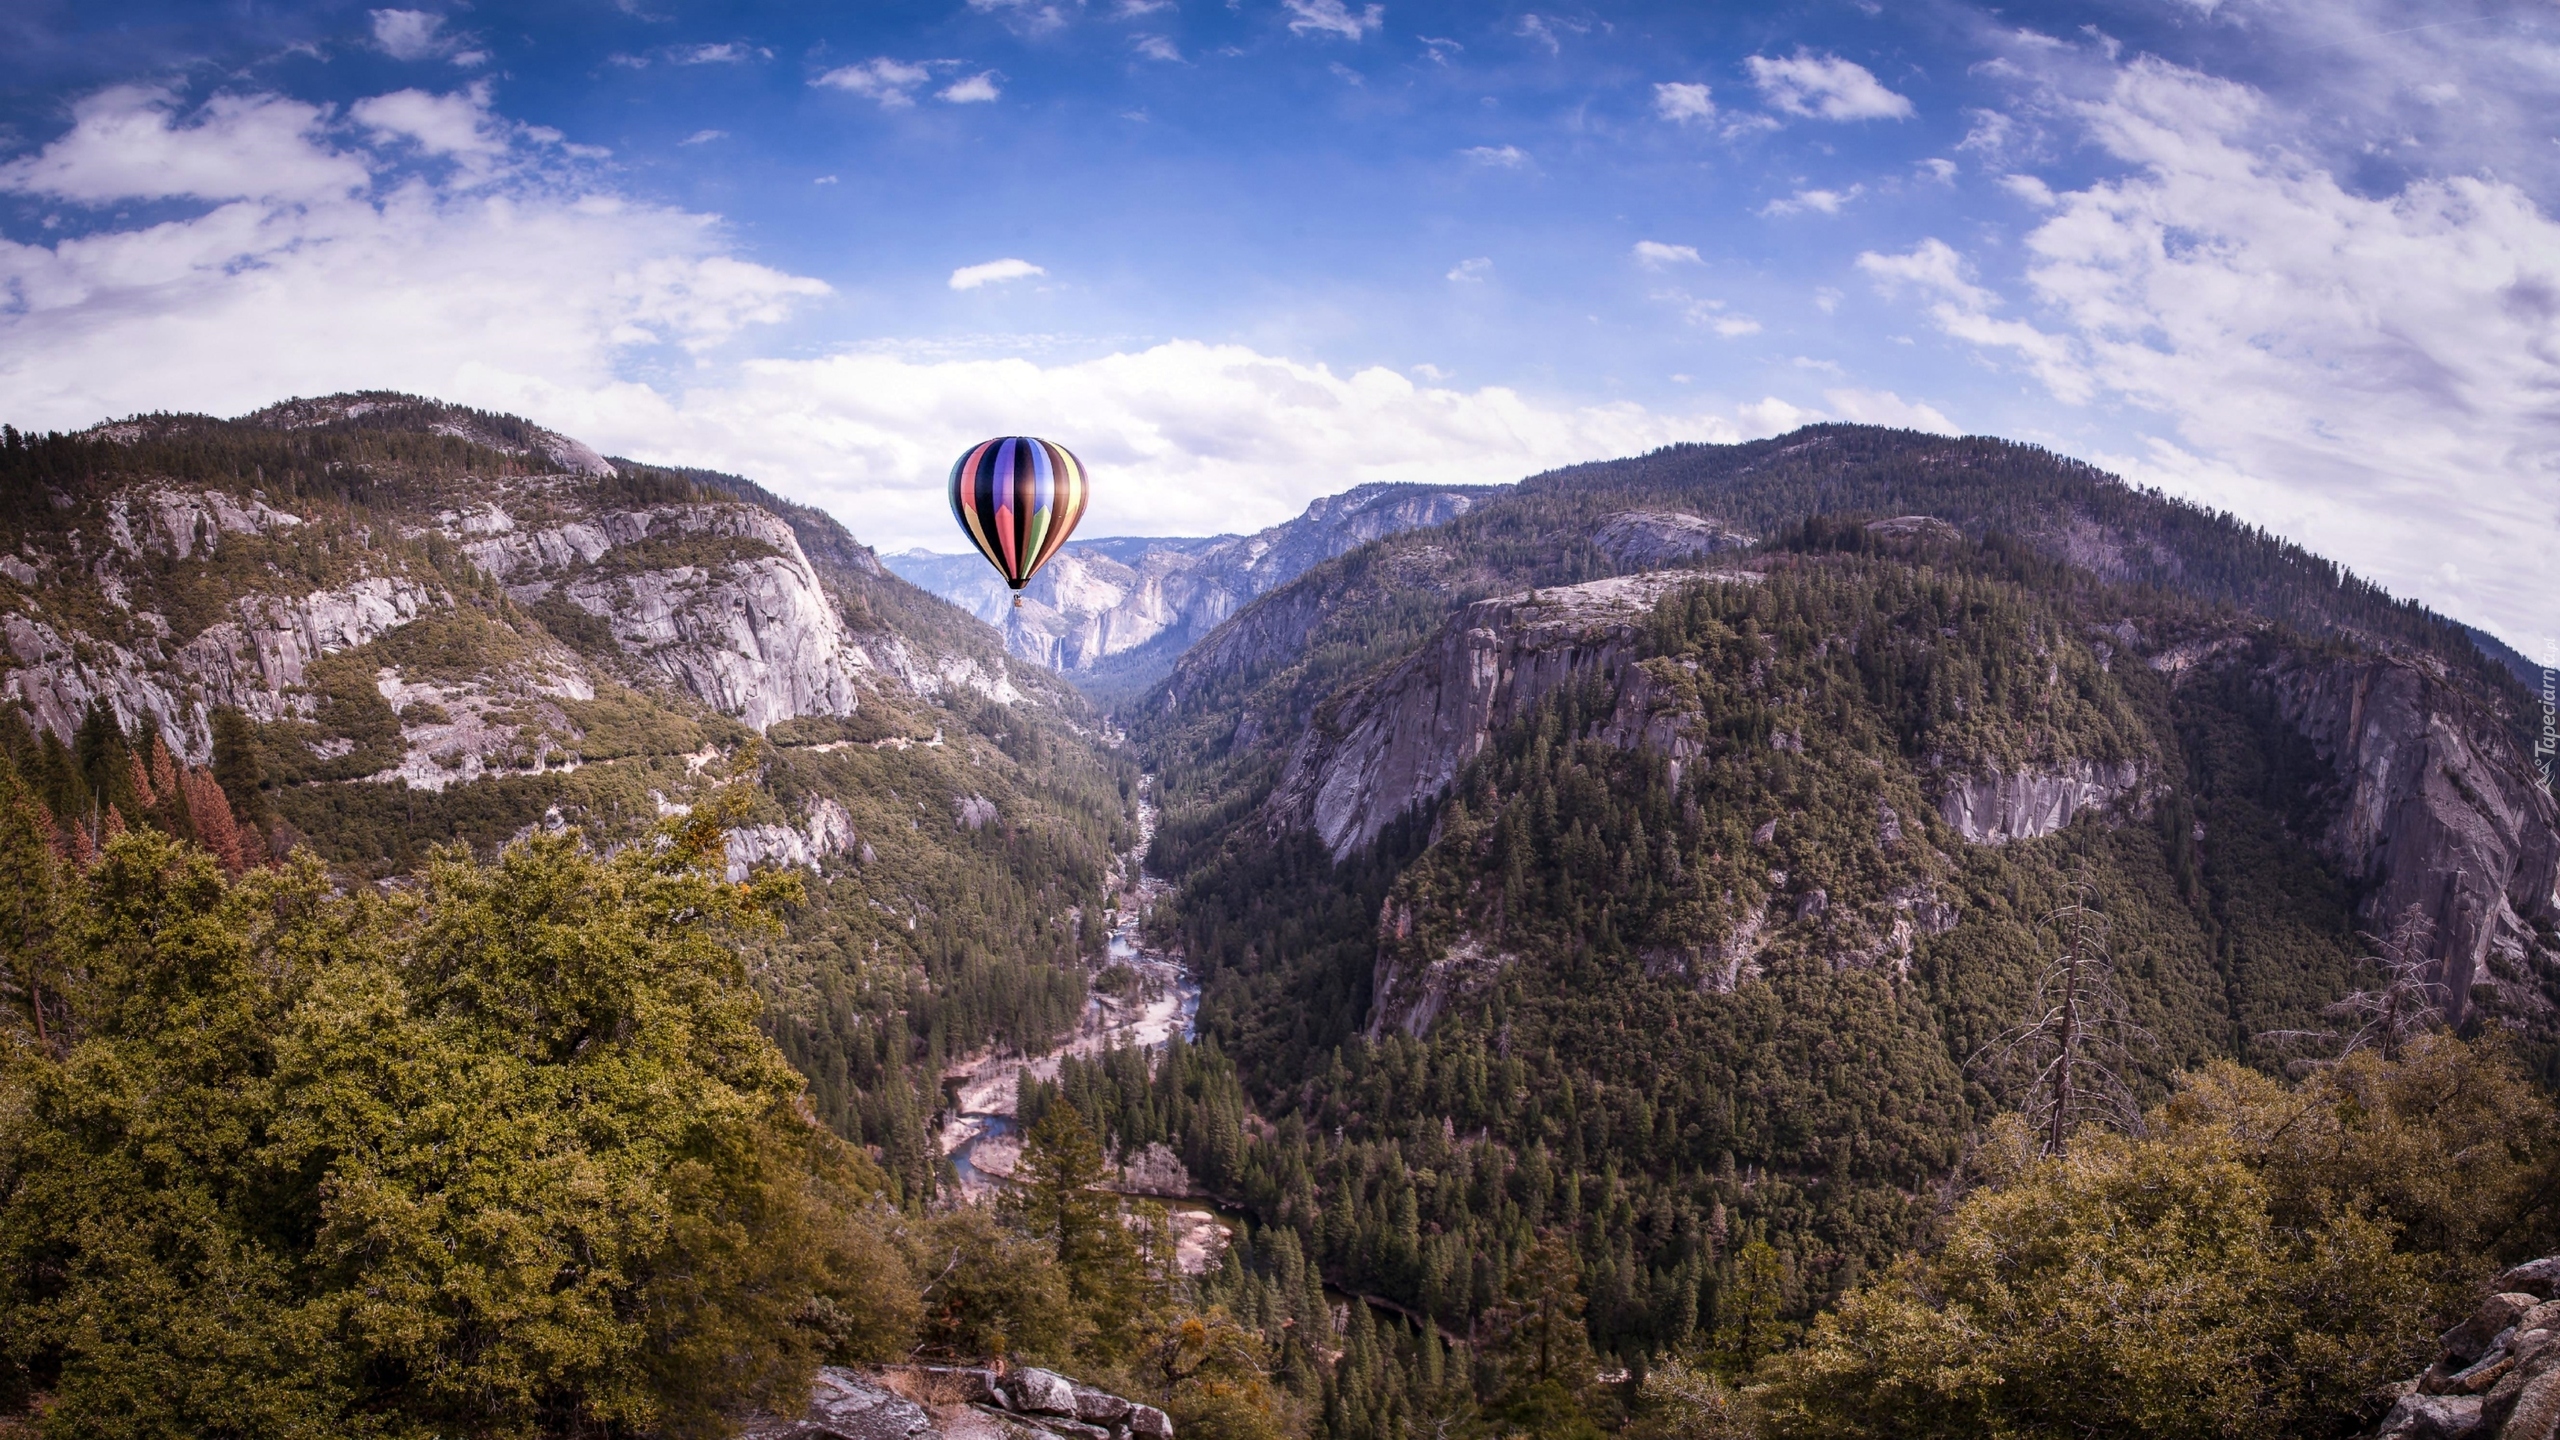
[
  {"left": 3, "top": 574, "right": 443, "bottom": 764},
  {"left": 1592, "top": 510, "right": 1753, "bottom": 568},
  {"left": 2367, "top": 1256, "right": 2560, "bottom": 1439},
  {"left": 1368, "top": 925, "right": 1516, "bottom": 1039},
  {"left": 742, "top": 1366, "right": 1171, "bottom": 1440},
  {"left": 1934, "top": 759, "right": 2145, "bottom": 845},
  {"left": 886, "top": 481, "right": 1498, "bottom": 675},
  {"left": 2261, "top": 650, "right": 2560, "bottom": 1028},
  {"left": 1264, "top": 569, "right": 1744, "bottom": 860},
  {"left": 466, "top": 500, "right": 875, "bottom": 731},
  {"left": 725, "top": 798, "right": 860, "bottom": 881}
]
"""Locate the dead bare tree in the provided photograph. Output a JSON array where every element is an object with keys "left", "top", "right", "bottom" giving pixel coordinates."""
[
  {"left": 2257, "top": 902, "right": 2444, "bottom": 1065},
  {"left": 1969, "top": 879, "right": 2150, "bottom": 1155}
]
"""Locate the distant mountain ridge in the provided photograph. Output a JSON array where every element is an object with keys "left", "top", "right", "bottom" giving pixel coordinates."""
[{"left": 884, "top": 480, "right": 1501, "bottom": 691}]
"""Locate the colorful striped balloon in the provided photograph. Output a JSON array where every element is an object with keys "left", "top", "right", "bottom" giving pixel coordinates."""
[{"left": 947, "top": 436, "right": 1089, "bottom": 603}]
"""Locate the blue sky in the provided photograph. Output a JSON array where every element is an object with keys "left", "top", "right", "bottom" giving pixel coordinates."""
[{"left": 1, "top": 0, "right": 2555, "bottom": 650}]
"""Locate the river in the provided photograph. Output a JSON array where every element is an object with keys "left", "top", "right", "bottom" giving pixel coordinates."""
[{"left": 936, "top": 777, "right": 1200, "bottom": 1200}]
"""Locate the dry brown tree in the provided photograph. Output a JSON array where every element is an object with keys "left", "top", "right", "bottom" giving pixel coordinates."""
[
  {"left": 2258, "top": 901, "right": 2446, "bottom": 1066},
  {"left": 1969, "top": 879, "right": 2151, "bottom": 1156}
]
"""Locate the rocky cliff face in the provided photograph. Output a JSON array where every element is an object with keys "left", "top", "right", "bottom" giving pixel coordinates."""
[
  {"left": 458, "top": 488, "right": 879, "bottom": 731},
  {"left": 0, "top": 394, "right": 1077, "bottom": 884},
  {"left": 2258, "top": 649, "right": 2560, "bottom": 1028},
  {"left": 885, "top": 481, "right": 1500, "bottom": 678},
  {"left": 1265, "top": 570, "right": 1741, "bottom": 860},
  {"left": 1935, "top": 759, "right": 2147, "bottom": 845}
]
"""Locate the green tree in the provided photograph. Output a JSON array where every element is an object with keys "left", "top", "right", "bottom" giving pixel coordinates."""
[
  {"left": 1715, "top": 1240, "right": 1788, "bottom": 1372},
  {"left": 908, "top": 1205, "right": 1084, "bottom": 1366},
  {"left": 0, "top": 815, "right": 920, "bottom": 1439},
  {"left": 1629, "top": 1356, "right": 1749, "bottom": 1440},
  {"left": 1749, "top": 1040, "right": 2560, "bottom": 1440},
  {"left": 1134, "top": 1308, "right": 1292, "bottom": 1440},
  {"left": 1494, "top": 1231, "right": 1592, "bottom": 1387},
  {"left": 1010, "top": 1101, "right": 1151, "bottom": 1363}
]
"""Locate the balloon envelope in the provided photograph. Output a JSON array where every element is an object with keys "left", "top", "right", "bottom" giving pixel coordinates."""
[{"left": 947, "top": 436, "right": 1089, "bottom": 591}]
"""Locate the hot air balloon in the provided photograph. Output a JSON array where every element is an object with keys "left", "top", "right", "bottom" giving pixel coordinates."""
[{"left": 948, "top": 436, "right": 1089, "bottom": 607}]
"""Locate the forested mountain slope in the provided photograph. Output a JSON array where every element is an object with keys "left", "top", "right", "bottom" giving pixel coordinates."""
[
  {"left": 1118, "top": 425, "right": 2560, "bottom": 1386},
  {"left": 0, "top": 393, "right": 1136, "bottom": 1200}
]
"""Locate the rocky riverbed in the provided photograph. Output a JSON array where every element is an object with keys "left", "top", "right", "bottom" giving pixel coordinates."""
[{"left": 933, "top": 781, "right": 1229, "bottom": 1273}]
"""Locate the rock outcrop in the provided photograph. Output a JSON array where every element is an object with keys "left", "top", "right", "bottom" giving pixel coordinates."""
[
  {"left": 1934, "top": 758, "right": 2145, "bottom": 845},
  {"left": 725, "top": 799, "right": 861, "bottom": 881},
  {"left": 743, "top": 1365, "right": 1171, "bottom": 1440},
  {"left": 1593, "top": 510, "right": 1753, "bottom": 568},
  {"left": 2369, "top": 1256, "right": 2560, "bottom": 1440},
  {"left": 2262, "top": 650, "right": 2560, "bottom": 1028},
  {"left": 886, "top": 481, "right": 1499, "bottom": 677},
  {"left": 1264, "top": 569, "right": 1744, "bottom": 860}
]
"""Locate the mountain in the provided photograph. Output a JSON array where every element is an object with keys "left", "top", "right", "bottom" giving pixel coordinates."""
[
  {"left": 1118, "top": 424, "right": 2560, "bottom": 1370},
  {"left": 882, "top": 481, "right": 1500, "bottom": 697},
  {"left": 0, "top": 391, "right": 1135, "bottom": 1198}
]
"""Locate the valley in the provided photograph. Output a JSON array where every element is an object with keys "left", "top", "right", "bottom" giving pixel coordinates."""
[{"left": 1, "top": 397, "right": 2555, "bottom": 1440}]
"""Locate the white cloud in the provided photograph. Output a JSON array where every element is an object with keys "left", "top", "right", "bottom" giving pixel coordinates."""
[
  {"left": 371, "top": 10, "right": 454, "bottom": 62},
  {"left": 671, "top": 42, "right": 763, "bottom": 65},
  {"left": 1633, "top": 240, "right": 1702, "bottom": 267},
  {"left": 1710, "top": 316, "right": 1762, "bottom": 337},
  {"left": 940, "top": 72, "right": 1003, "bottom": 103},
  {"left": 1823, "top": 388, "right": 1957, "bottom": 433},
  {"left": 1653, "top": 82, "right": 1716, "bottom": 123},
  {"left": 1283, "top": 0, "right": 1384, "bottom": 40},
  {"left": 350, "top": 85, "right": 509, "bottom": 164},
  {"left": 1862, "top": 50, "right": 2560, "bottom": 643},
  {"left": 680, "top": 129, "right": 729, "bottom": 146},
  {"left": 966, "top": 0, "right": 1072, "bottom": 34},
  {"left": 1999, "top": 172, "right": 2056, "bottom": 207},
  {"left": 1447, "top": 257, "right": 1493, "bottom": 282},
  {"left": 1460, "top": 145, "right": 1530, "bottom": 169},
  {"left": 1856, "top": 237, "right": 2087, "bottom": 401},
  {"left": 1746, "top": 51, "right": 1914, "bottom": 121},
  {"left": 1958, "top": 108, "right": 2017, "bottom": 158},
  {"left": 1762, "top": 185, "right": 1859, "bottom": 216},
  {"left": 525, "top": 342, "right": 1802, "bottom": 548},
  {"left": 1516, "top": 15, "right": 1585, "bottom": 54},
  {"left": 1917, "top": 157, "right": 1957, "bottom": 183},
  {"left": 0, "top": 78, "right": 1848, "bottom": 590},
  {"left": 0, "top": 86, "right": 369, "bottom": 204},
  {"left": 948, "top": 258, "right": 1045, "bottom": 290},
  {"left": 0, "top": 87, "right": 828, "bottom": 435},
  {"left": 1133, "top": 34, "right": 1184, "bottom": 62},
  {"left": 812, "top": 58, "right": 935, "bottom": 108}
]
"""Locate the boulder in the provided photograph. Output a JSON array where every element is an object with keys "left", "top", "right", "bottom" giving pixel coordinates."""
[
  {"left": 1072, "top": 1387, "right": 1134, "bottom": 1425},
  {"left": 2504, "top": 1368, "right": 2560, "bottom": 1440},
  {"left": 2372, "top": 1392, "right": 2484, "bottom": 1439},
  {"left": 1127, "top": 1405, "right": 1173, "bottom": 1440},
  {"left": 1005, "top": 1368, "right": 1080, "bottom": 1417},
  {"left": 2501, "top": 1260, "right": 2560, "bottom": 1301},
  {"left": 2442, "top": 1294, "right": 2541, "bottom": 1368}
]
